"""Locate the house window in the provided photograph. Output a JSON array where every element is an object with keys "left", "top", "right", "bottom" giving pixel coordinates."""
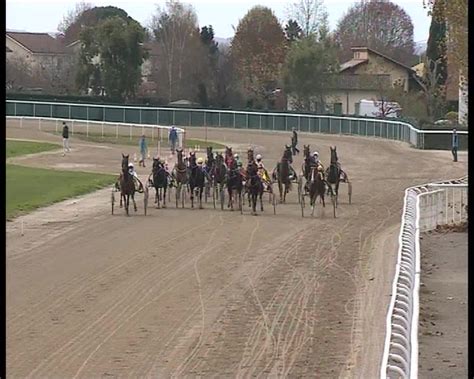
[{"left": 354, "top": 52, "right": 360, "bottom": 59}]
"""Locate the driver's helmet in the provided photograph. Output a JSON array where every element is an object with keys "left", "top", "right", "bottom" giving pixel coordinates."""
[
  {"left": 197, "top": 157, "right": 204, "bottom": 165},
  {"left": 128, "top": 162, "right": 134, "bottom": 169},
  {"left": 234, "top": 153, "right": 239, "bottom": 159},
  {"left": 256, "top": 154, "right": 262, "bottom": 161},
  {"left": 317, "top": 165, "right": 324, "bottom": 172}
]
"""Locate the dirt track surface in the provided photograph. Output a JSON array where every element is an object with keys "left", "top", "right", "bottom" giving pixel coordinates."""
[
  {"left": 6, "top": 121, "right": 468, "bottom": 378},
  {"left": 418, "top": 230, "right": 467, "bottom": 378}
]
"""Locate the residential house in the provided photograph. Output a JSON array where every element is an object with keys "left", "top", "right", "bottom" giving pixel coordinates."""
[{"left": 287, "top": 46, "right": 422, "bottom": 115}]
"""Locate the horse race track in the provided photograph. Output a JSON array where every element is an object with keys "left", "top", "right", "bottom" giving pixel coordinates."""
[{"left": 6, "top": 120, "right": 467, "bottom": 378}]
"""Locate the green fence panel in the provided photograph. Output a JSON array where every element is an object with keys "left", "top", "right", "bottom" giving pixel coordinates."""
[
  {"left": 158, "top": 109, "right": 172, "bottom": 125},
  {"left": 380, "top": 123, "right": 388, "bottom": 139},
  {"left": 300, "top": 117, "right": 310, "bottom": 132},
  {"left": 205, "top": 112, "right": 219, "bottom": 127},
  {"left": 319, "top": 117, "right": 329, "bottom": 133},
  {"left": 174, "top": 110, "right": 189, "bottom": 126},
  {"left": 34, "top": 103, "right": 51, "bottom": 117},
  {"left": 234, "top": 114, "right": 246, "bottom": 128},
  {"left": 141, "top": 109, "right": 158, "bottom": 125},
  {"left": 272, "top": 115, "right": 284, "bottom": 130},
  {"left": 6, "top": 102, "right": 15, "bottom": 115},
  {"left": 124, "top": 108, "right": 140, "bottom": 124},
  {"left": 218, "top": 112, "right": 231, "bottom": 128},
  {"left": 104, "top": 107, "right": 122, "bottom": 123},
  {"left": 260, "top": 115, "right": 271, "bottom": 130},
  {"left": 366, "top": 120, "right": 375, "bottom": 136},
  {"left": 190, "top": 111, "right": 205, "bottom": 127},
  {"left": 51, "top": 104, "right": 70, "bottom": 119},
  {"left": 16, "top": 102, "right": 34, "bottom": 116},
  {"left": 248, "top": 114, "right": 260, "bottom": 129},
  {"left": 87, "top": 106, "right": 103, "bottom": 121},
  {"left": 70, "top": 105, "right": 87, "bottom": 120},
  {"left": 286, "top": 116, "right": 298, "bottom": 131},
  {"left": 341, "top": 119, "right": 350, "bottom": 134}
]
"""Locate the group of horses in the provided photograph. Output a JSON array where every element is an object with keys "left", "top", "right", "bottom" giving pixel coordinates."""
[{"left": 115, "top": 143, "right": 349, "bottom": 217}]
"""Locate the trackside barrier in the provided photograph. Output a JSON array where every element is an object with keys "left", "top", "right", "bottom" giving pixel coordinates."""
[
  {"left": 6, "top": 116, "right": 186, "bottom": 151},
  {"left": 5, "top": 99, "right": 468, "bottom": 150},
  {"left": 380, "top": 176, "right": 468, "bottom": 378}
]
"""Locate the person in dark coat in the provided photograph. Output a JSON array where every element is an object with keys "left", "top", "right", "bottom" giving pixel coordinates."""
[
  {"left": 291, "top": 128, "right": 299, "bottom": 155},
  {"left": 62, "top": 121, "right": 70, "bottom": 156},
  {"left": 452, "top": 128, "right": 459, "bottom": 162}
]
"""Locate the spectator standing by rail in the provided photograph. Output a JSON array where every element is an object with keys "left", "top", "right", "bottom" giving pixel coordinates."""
[
  {"left": 291, "top": 128, "right": 299, "bottom": 155},
  {"left": 169, "top": 126, "right": 178, "bottom": 154},
  {"left": 62, "top": 121, "right": 70, "bottom": 156},
  {"left": 139, "top": 134, "right": 148, "bottom": 167},
  {"left": 452, "top": 128, "right": 459, "bottom": 162}
]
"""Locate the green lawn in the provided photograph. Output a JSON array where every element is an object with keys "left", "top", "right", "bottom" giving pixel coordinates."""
[
  {"left": 6, "top": 139, "right": 60, "bottom": 158},
  {"left": 47, "top": 131, "right": 225, "bottom": 150},
  {"left": 6, "top": 139, "right": 115, "bottom": 219}
]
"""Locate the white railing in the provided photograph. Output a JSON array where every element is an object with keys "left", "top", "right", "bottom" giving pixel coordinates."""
[
  {"left": 6, "top": 115, "right": 186, "bottom": 151},
  {"left": 380, "top": 175, "right": 468, "bottom": 378}
]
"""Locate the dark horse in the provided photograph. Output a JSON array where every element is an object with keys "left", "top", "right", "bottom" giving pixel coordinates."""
[
  {"left": 173, "top": 148, "right": 188, "bottom": 208},
  {"left": 275, "top": 145, "right": 292, "bottom": 203},
  {"left": 188, "top": 153, "right": 206, "bottom": 209},
  {"left": 226, "top": 155, "right": 243, "bottom": 211},
  {"left": 213, "top": 152, "right": 227, "bottom": 210},
  {"left": 246, "top": 159, "right": 264, "bottom": 214},
  {"left": 325, "top": 146, "right": 344, "bottom": 207},
  {"left": 308, "top": 166, "right": 326, "bottom": 217},
  {"left": 302, "top": 144, "right": 313, "bottom": 183},
  {"left": 205, "top": 146, "right": 215, "bottom": 199},
  {"left": 149, "top": 158, "right": 168, "bottom": 208},
  {"left": 119, "top": 154, "right": 137, "bottom": 215}
]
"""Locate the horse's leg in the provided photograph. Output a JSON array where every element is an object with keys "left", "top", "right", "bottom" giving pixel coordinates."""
[
  {"left": 199, "top": 186, "right": 203, "bottom": 209},
  {"left": 260, "top": 190, "right": 264, "bottom": 212},
  {"left": 278, "top": 180, "right": 283, "bottom": 203},
  {"left": 125, "top": 194, "right": 130, "bottom": 216},
  {"left": 163, "top": 186, "right": 167, "bottom": 208},
  {"left": 190, "top": 185, "right": 194, "bottom": 208},
  {"left": 132, "top": 193, "right": 137, "bottom": 212}
]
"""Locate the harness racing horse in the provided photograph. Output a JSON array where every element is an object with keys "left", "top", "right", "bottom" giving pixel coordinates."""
[
  {"left": 275, "top": 145, "right": 292, "bottom": 203},
  {"left": 205, "top": 146, "right": 215, "bottom": 200},
  {"left": 212, "top": 152, "right": 227, "bottom": 209},
  {"left": 188, "top": 153, "right": 206, "bottom": 209},
  {"left": 173, "top": 148, "right": 188, "bottom": 208},
  {"left": 149, "top": 158, "right": 168, "bottom": 208},
  {"left": 246, "top": 159, "right": 264, "bottom": 215},
  {"left": 225, "top": 146, "right": 234, "bottom": 169},
  {"left": 325, "top": 146, "right": 347, "bottom": 207},
  {"left": 226, "top": 155, "right": 243, "bottom": 212},
  {"left": 119, "top": 154, "right": 137, "bottom": 215},
  {"left": 308, "top": 167, "right": 327, "bottom": 217}
]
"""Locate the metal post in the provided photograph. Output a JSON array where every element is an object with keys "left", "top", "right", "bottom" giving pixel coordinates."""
[
  {"left": 14, "top": 102, "right": 17, "bottom": 116},
  {"left": 218, "top": 113, "right": 221, "bottom": 127},
  {"left": 445, "top": 190, "right": 448, "bottom": 225},
  {"left": 116, "top": 123, "right": 119, "bottom": 139},
  {"left": 87, "top": 107, "right": 89, "bottom": 123},
  {"left": 157, "top": 110, "right": 160, "bottom": 125},
  {"left": 233, "top": 113, "right": 236, "bottom": 128},
  {"left": 189, "top": 112, "right": 191, "bottom": 126},
  {"left": 452, "top": 188, "right": 455, "bottom": 223},
  {"left": 349, "top": 119, "right": 352, "bottom": 134},
  {"left": 102, "top": 122, "right": 104, "bottom": 137},
  {"left": 318, "top": 118, "right": 321, "bottom": 133},
  {"left": 151, "top": 127, "right": 154, "bottom": 141},
  {"left": 140, "top": 109, "right": 142, "bottom": 125},
  {"left": 71, "top": 120, "right": 74, "bottom": 135},
  {"left": 173, "top": 110, "right": 175, "bottom": 124},
  {"left": 340, "top": 119, "right": 342, "bottom": 134},
  {"left": 87, "top": 121, "right": 89, "bottom": 137},
  {"left": 56, "top": 119, "right": 58, "bottom": 133},
  {"left": 329, "top": 118, "right": 331, "bottom": 134},
  {"left": 285, "top": 117, "right": 287, "bottom": 131},
  {"left": 123, "top": 108, "right": 126, "bottom": 123},
  {"left": 204, "top": 112, "right": 206, "bottom": 128},
  {"left": 50, "top": 105, "right": 53, "bottom": 119},
  {"left": 259, "top": 115, "right": 262, "bottom": 129},
  {"left": 33, "top": 103, "right": 36, "bottom": 118},
  {"left": 130, "top": 125, "right": 132, "bottom": 141},
  {"left": 246, "top": 114, "right": 249, "bottom": 129},
  {"left": 272, "top": 116, "right": 275, "bottom": 130},
  {"left": 69, "top": 105, "right": 71, "bottom": 120}
]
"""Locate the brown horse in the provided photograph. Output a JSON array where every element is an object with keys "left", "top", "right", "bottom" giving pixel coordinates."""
[
  {"left": 119, "top": 154, "right": 137, "bottom": 215},
  {"left": 173, "top": 148, "right": 188, "bottom": 208},
  {"left": 309, "top": 166, "right": 326, "bottom": 217},
  {"left": 275, "top": 145, "right": 292, "bottom": 203}
]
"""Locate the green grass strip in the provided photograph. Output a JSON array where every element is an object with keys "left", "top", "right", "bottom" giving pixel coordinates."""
[
  {"left": 6, "top": 164, "right": 116, "bottom": 220},
  {"left": 47, "top": 131, "right": 225, "bottom": 150},
  {"left": 7, "top": 139, "right": 60, "bottom": 158}
]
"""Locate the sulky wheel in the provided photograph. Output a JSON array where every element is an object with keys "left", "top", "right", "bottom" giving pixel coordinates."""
[
  {"left": 111, "top": 189, "right": 115, "bottom": 215},
  {"left": 143, "top": 186, "right": 149, "bottom": 215},
  {"left": 348, "top": 182, "right": 352, "bottom": 204}
]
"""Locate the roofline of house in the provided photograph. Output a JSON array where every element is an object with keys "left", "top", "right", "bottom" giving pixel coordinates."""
[
  {"left": 350, "top": 46, "right": 415, "bottom": 73},
  {"left": 339, "top": 59, "right": 368, "bottom": 72},
  {"left": 6, "top": 34, "right": 33, "bottom": 54}
]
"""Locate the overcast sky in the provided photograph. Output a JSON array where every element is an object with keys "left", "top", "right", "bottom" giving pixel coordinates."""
[{"left": 6, "top": 0, "right": 431, "bottom": 42}]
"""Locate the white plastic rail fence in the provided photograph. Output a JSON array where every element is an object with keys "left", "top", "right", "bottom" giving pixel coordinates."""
[{"left": 380, "top": 175, "right": 468, "bottom": 378}]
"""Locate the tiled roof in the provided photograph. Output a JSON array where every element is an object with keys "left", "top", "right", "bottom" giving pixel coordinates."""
[
  {"left": 6, "top": 31, "right": 68, "bottom": 54},
  {"left": 339, "top": 59, "right": 367, "bottom": 72}
]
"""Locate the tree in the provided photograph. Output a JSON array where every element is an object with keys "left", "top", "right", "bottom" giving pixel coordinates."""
[
  {"left": 284, "top": 19, "right": 303, "bottom": 42},
  {"left": 150, "top": 1, "right": 205, "bottom": 102},
  {"left": 426, "top": 1, "right": 447, "bottom": 86},
  {"left": 76, "top": 15, "right": 148, "bottom": 101},
  {"left": 61, "top": 5, "right": 132, "bottom": 45},
  {"left": 231, "top": 6, "right": 287, "bottom": 108},
  {"left": 283, "top": 36, "right": 339, "bottom": 112},
  {"left": 418, "top": 57, "right": 447, "bottom": 119},
  {"left": 335, "top": 1, "right": 416, "bottom": 66},
  {"left": 6, "top": 57, "right": 35, "bottom": 91},
  {"left": 286, "top": 0, "right": 328, "bottom": 39}
]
